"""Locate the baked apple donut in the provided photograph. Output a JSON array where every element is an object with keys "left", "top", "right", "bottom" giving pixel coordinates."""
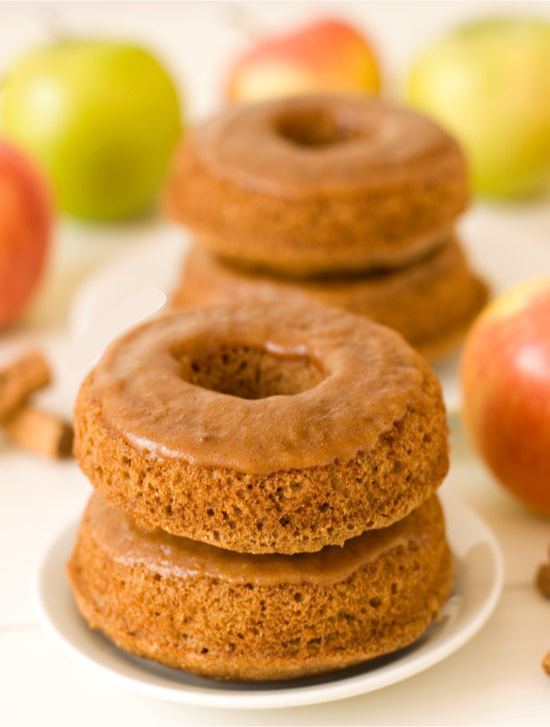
[
  {"left": 74, "top": 302, "right": 449, "bottom": 554},
  {"left": 173, "top": 237, "right": 488, "bottom": 362},
  {"left": 68, "top": 492, "right": 453, "bottom": 681},
  {"left": 165, "top": 94, "right": 468, "bottom": 276}
]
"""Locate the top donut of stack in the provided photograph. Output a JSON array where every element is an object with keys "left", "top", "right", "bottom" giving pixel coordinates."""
[
  {"left": 165, "top": 94, "right": 468, "bottom": 277},
  {"left": 73, "top": 302, "right": 449, "bottom": 555}
]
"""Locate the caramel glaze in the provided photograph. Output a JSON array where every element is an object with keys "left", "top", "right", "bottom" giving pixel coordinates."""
[
  {"left": 89, "top": 303, "right": 424, "bottom": 474},
  {"left": 193, "top": 95, "right": 461, "bottom": 199},
  {"left": 86, "top": 491, "right": 444, "bottom": 587}
]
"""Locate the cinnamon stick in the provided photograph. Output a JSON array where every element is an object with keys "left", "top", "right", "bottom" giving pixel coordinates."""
[
  {"left": 536, "top": 563, "right": 550, "bottom": 598},
  {"left": 0, "top": 350, "right": 51, "bottom": 421},
  {"left": 3, "top": 406, "right": 73, "bottom": 459}
]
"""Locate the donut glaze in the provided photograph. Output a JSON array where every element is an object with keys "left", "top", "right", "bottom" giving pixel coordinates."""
[
  {"left": 85, "top": 304, "right": 423, "bottom": 473},
  {"left": 194, "top": 96, "right": 458, "bottom": 197}
]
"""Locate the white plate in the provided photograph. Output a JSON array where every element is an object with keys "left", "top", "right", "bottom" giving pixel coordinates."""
[
  {"left": 33, "top": 493, "right": 503, "bottom": 710},
  {"left": 67, "top": 212, "right": 550, "bottom": 413}
]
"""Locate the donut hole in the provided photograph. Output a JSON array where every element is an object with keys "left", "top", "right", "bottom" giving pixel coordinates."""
[
  {"left": 277, "top": 108, "right": 359, "bottom": 148},
  {"left": 177, "top": 344, "right": 324, "bottom": 400}
]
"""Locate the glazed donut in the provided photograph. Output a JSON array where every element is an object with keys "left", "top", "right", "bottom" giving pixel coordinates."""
[
  {"left": 68, "top": 492, "right": 453, "bottom": 681},
  {"left": 165, "top": 94, "right": 468, "bottom": 276},
  {"left": 173, "top": 237, "right": 488, "bottom": 362},
  {"left": 74, "top": 302, "right": 449, "bottom": 554}
]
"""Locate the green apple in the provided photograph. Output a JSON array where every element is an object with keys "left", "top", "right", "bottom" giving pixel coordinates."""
[
  {"left": 407, "top": 19, "right": 550, "bottom": 198},
  {"left": 1, "top": 40, "right": 182, "bottom": 220}
]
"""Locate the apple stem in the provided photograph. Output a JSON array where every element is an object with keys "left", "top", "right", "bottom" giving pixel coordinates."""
[{"left": 218, "top": 2, "right": 262, "bottom": 40}]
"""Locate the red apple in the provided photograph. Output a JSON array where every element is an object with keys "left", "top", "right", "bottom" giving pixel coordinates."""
[
  {"left": 226, "top": 18, "right": 381, "bottom": 103},
  {"left": 461, "top": 278, "right": 550, "bottom": 514},
  {"left": 0, "top": 140, "right": 53, "bottom": 328}
]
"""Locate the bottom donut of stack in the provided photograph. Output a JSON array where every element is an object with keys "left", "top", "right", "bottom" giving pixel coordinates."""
[
  {"left": 68, "top": 492, "right": 453, "bottom": 682},
  {"left": 172, "top": 238, "right": 488, "bottom": 363}
]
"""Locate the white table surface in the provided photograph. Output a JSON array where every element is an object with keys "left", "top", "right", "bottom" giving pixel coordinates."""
[{"left": 1, "top": 2, "right": 550, "bottom": 725}]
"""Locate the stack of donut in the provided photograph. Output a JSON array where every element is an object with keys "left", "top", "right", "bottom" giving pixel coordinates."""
[
  {"left": 165, "top": 94, "right": 488, "bottom": 361},
  {"left": 68, "top": 301, "right": 454, "bottom": 681}
]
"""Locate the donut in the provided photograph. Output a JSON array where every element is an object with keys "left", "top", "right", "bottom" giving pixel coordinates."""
[
  {"left": 164, "top": 94, "right": 468, "bottom": 277},
  {"left": 68, "top": 492, "right": 454, "bottom": 681},
  {"left": 173, "top": 237, "right": 488, "bottom": 362},
  {"left": 74, "top": 302, "right": 449, "bottom": 554}
]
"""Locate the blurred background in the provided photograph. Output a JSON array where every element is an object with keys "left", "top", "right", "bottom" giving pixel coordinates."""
[{"left": 0, "top": 1, "right": 549, "bottom": 332}]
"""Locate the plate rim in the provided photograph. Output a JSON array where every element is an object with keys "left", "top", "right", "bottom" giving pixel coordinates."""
[{"left": 33, "top": 492, "right": 504, "bottom": 710}]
